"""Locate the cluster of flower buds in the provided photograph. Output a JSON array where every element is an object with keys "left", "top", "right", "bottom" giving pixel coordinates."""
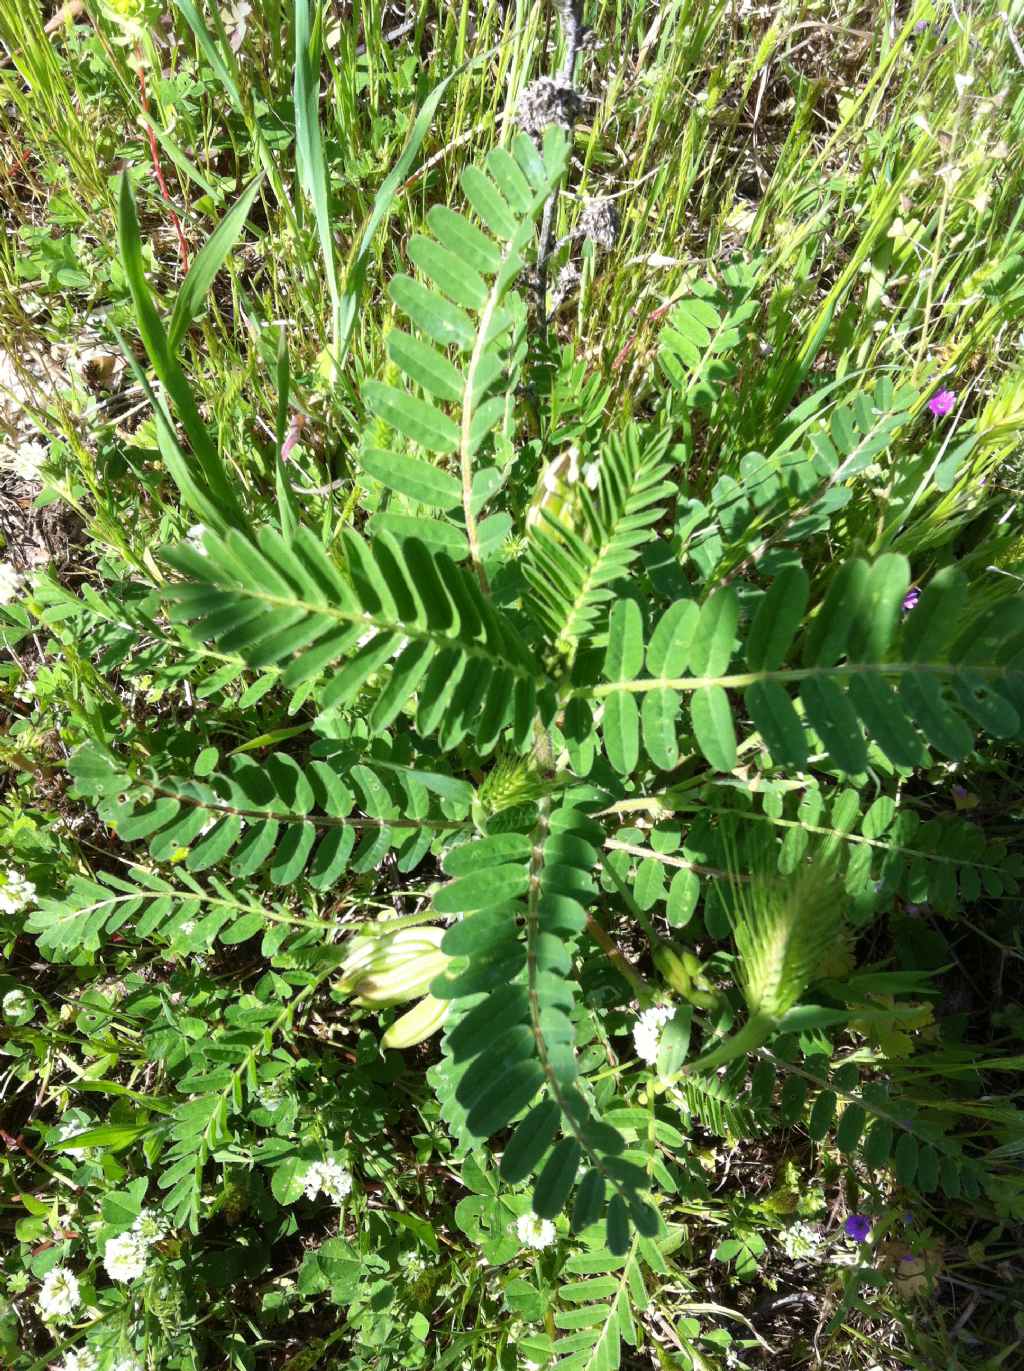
[
  {"left": 652, "top": 940, "right": 718, "bottom": 1010},
  {"left": 525, "top": 446, "right": 601, "bottom": 535},
  {"left": 338, "top": 926, "right": 451, "bottom": 1049}
]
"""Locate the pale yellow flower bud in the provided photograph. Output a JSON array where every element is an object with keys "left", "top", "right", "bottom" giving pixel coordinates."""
[{"left": 381, "top": 994, "right": 450, "bottom": 1049}]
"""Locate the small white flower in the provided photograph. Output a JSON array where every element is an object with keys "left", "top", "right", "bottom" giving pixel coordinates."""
[
  {"left": 319, "top": 1158, "right": 353, "bottom": 1202},
  {"left": 185, "top": 524, "right": 208, "bottom": 555},
  {"left": 954, "top": 71, "right": 974, "bottom": 98},
  {"left": 258, "top": 1081, "right": 284, "bottom": 1111},
  {"left": 54, "top": 1119, "right": 90, "bottom": 1160},
  {"left": 220, "top": 0, "right": 251, "bottom": 52},
  {"left": 632, "top": 1004, "right": 675, "bottom": 1065},
  {"left": 543, "top": 446, "right": 580, "bottom": 493},
  {"left": 6, "top": 439, "right": 47, "bottom": 481},
  {"left": 582, "top": 459, "right": 601, "bottom": 491},
  {"left": 132, "top": 1208, "right": 167, "bottom": 1245},
  {"left": 0, "top": 562, "right": 25, "bottom": 605},
  {"left": 780, "top": 1220, "right": 823, "bottom": 1260},
  {"left": 302, "top": 1162, "right": 324, "bottom": 1200},
  {"left": 37, "top": 1266, "right": 81, "bottom": 1321},
  {"left": 103, "top": 1231, "right": 148, "bottom": 1282},
  {"left": 0, "top": 868, "right": 36, "bottom": 914},
  {"left": 2, "top": 987, "right": 33, "bottom": 1024},
  {"left": 110, "top": 1358, "right": 144, "bottom": 1371},
  {"left": 179, "top": 920, "right": 196, "bottom": 936},
  {"left": 302, "top": 1156, "right": 353, "bottom": 1203},
  {"left": 516, "top": 1211, "right": 556, "bottom": 1251},
  {"left": 61, "top": 1351, "right": 98, "bottom": 1371}
]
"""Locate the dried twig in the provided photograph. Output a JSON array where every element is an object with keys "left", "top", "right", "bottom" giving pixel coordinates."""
[{"left": 534, "top": 0, "right": 585, "bottom": 316}]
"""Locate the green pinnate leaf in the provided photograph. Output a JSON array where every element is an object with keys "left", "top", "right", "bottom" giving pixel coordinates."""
[
  {"left": 603, "top": 600, "right": 644, "bottom": 682},
  {"left": 533, "top": 1137, "right": 581, "bottom": 1219},
  {"left": 433, "top": 865, "right": 530, "bottom": 914},
  {"left": 690, "top": 685, "right": 737, "bottom": 770},
  {"left": 359, "top": 448, "right": 462, "bottom": 508},
  {"left": 647, "top": 600, "right": 698, "bottom": 677},
  {"left": 500, "top": 1101, "right": 562, "bottom": 1184},
  {"left": 641, "top": 688, "right": 680, "bottom": 769},
  {"left": 745, "top": 680, "right": 807, "bottom": 766},
  {"left": 747, "top": 566, "right": 809, "bottom": 671},
  {"left": 688, "top": 587, "right": 739, "bottom": 676},
  {"left": 603, "top": 692, "right": 640, "bottom": 775},
  {"left": 803, "top": 560, "right": 870, "bottom": 667},
  {"left": 800, "top": 677, "right": 867, "bottom": 773},
  {"left": 363, "top": 380, "right": 461, "bottom": 453}
]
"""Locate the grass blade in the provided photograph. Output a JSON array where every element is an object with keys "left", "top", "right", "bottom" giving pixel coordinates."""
[
  {"left": 117, "top": 174, "right": 246, "bottom": 532},
  {"left": 293, "top": 0, "right": 339, "bottom": 344},
  {"left": 167, "top": 176, "right": 265, "bottom": 352}
]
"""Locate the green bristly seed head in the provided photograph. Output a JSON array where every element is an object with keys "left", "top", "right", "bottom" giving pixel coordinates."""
[
  {"left": 474, "top": 752, "right": 552, "bottom": 819},
  {"left": 731, "top": 858, "right": 845, "bottom": 1022}
]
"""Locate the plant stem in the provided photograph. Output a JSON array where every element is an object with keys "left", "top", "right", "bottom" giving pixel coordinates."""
[
  {"left": 585, "top": 913, "right": 654, "bottom": 998},
  {"left": 666, "top": 1012, "right": 775, "bottom": 1081}
]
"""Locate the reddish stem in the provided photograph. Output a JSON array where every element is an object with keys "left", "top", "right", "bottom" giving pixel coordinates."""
[
  {"left": 135, "top": 45, "right": 189, "bottom": 273},
  {"left": 1, "top": 1128, "right": 84, "bottom": 1194},
  {"left": 611, "top": 299, "right": 675, "bottom": 372}
]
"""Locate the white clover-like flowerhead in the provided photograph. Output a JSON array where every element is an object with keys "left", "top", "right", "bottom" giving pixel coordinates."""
[
  {"left": 61, "top": 1350, "right": 98, "bottom": 1371},
  {"left": 185, "top": 524, "right": 208, "bottom": 555},
  {"left": 103, "top": 1231, "right": 148, "bottom": 1282},
  {"left": 632, "top": 1004, "right": 675, "bottom": 1065},
  {"left": 301, "top": 1161, "right": 324, "bottom": 1200},
  {"left": 302, "top": 1156, "right": 353, "bottom": 1203},
  {"left": 0, "top": 563, "right": 25, "bottom": 606},
  {"left": 0, "top": 868, "right": 35, "bottom": 914},
  {"left": 219, "top": 0, "right": 251, "bottom": 51},
  {"left": 7, "top": 439, "right": 47, "bottom": 481},
  {"left": 53, "top": 1119, "right": 90, "bottom": 1161},
  {"left": 132, "top": 1208, "right": 167, "bottom": 1246},
  {"left": 780, "top": 1220, "right": 823, "bottom": 1261},
  {"left": 516, "top": 1211, "right": 556, "bottom": 1251},
  {"left": 2, "top": 987, "right": 33, "bottom": 1024},
  {"left": 257, "top": 1080, "right": 284, "bottom": 1110},
  {"left": 37, "top": 1266, "right": 81, "bottom": 1321},
  {"left": 320, "top": 1158, "right": 353, "bottom": 1202}
]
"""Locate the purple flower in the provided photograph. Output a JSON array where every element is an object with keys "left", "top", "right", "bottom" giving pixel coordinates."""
[
  {"left": 844, "top": 1214, "right": 872, "bottom": 1242},
  {"left": 927, "top": 389, "right": 956, "bottom": 418},
  {"left": 902, "top": 587, "right": 920, "bottom": 612}
]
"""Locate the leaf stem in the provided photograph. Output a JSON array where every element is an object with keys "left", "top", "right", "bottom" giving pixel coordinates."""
[
  {"left": 664, "top": 1012, "right": 775, "bottom": 1083},
  {"left": 580, "top": 659, "right": 1018, "bottom": 698},
  {"left": 584, "top": 913, "right": 654, "bottom": 999}
]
